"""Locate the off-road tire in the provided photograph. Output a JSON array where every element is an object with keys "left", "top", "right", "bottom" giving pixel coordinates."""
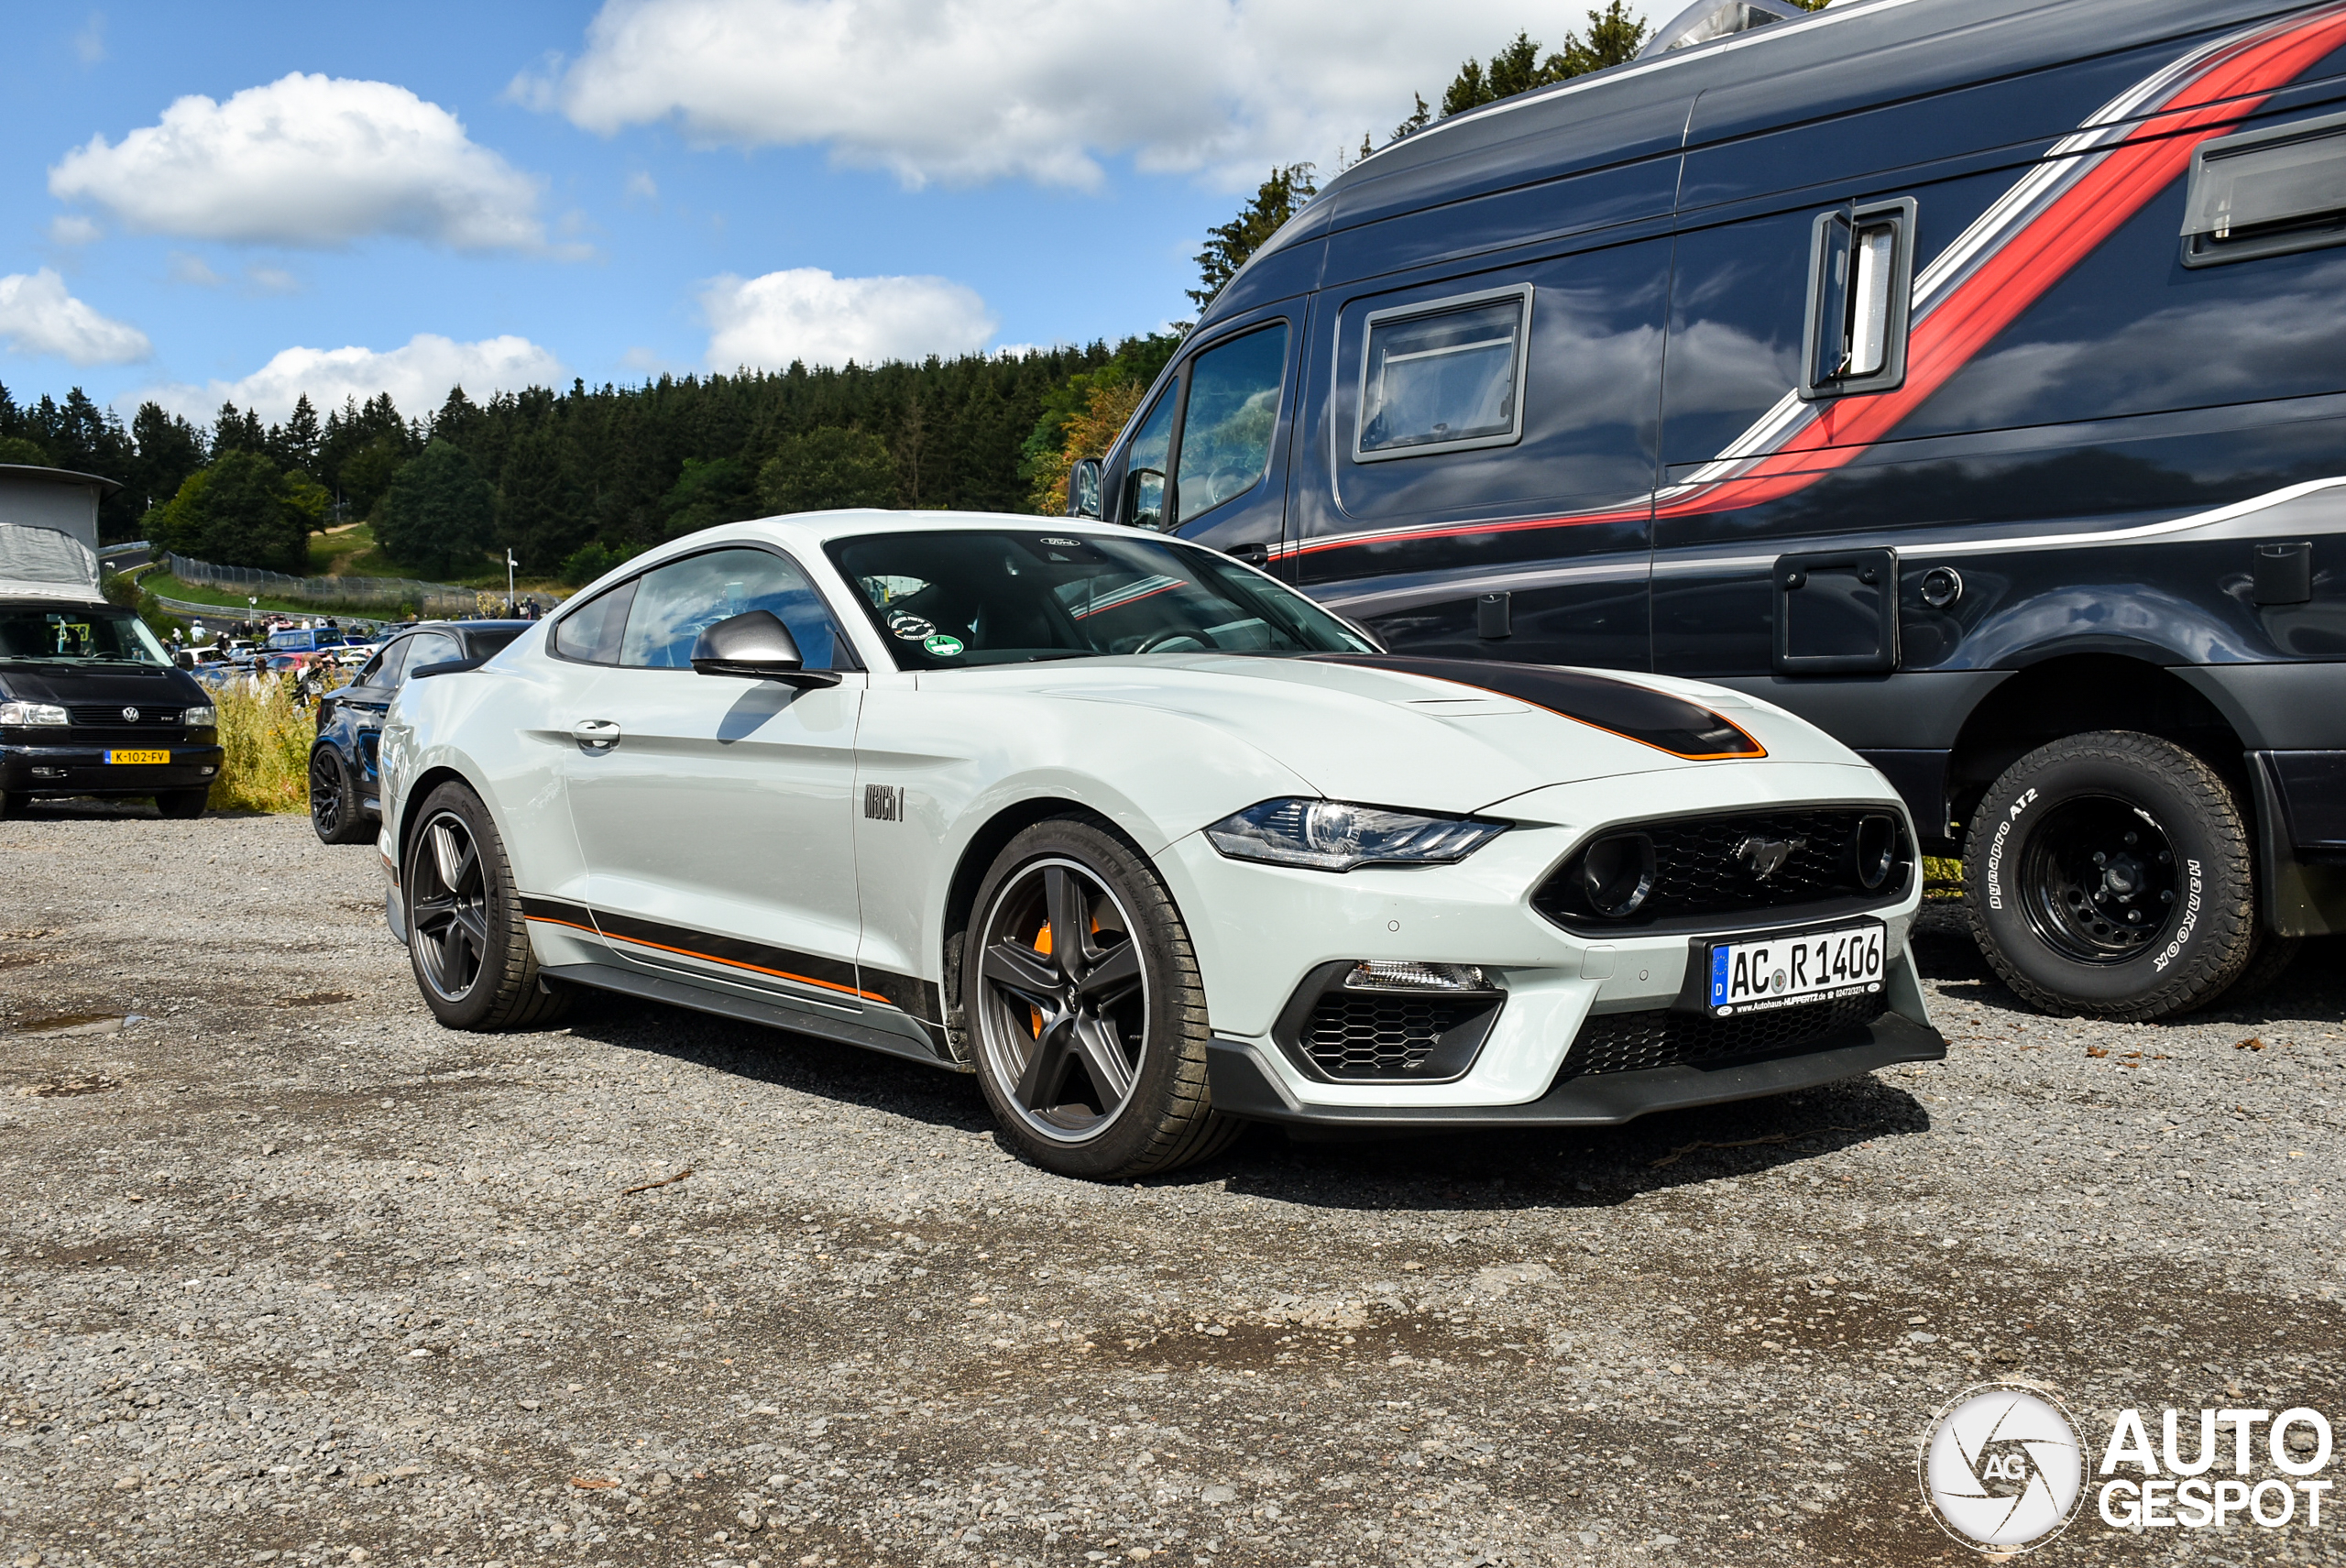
[
  {"left": 155, "top": 788, "right": 210, "bottom": 820},
  {"left": 1963, "top": 731, "right": 2255, "bottom": 1021},
  {"left": 309, "top": 746, "right": 372, "bottom": 844},
  {"left": 962, "top": 816, "right": 1240, "bottom": 1180},
  {"left": 2198, "top": 930, "right": 2301, "bottom": 1011},
  {"left": 403, "top": 781, "right": 570, "bottom": 1031}
]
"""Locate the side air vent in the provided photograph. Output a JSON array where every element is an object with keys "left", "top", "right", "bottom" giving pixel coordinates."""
[{"left": 1639, "top": 0, "right": 1810, "bottom": 59}]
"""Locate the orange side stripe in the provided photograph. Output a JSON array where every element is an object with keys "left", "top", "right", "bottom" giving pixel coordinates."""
[{"left": 523, "top": 915, "right": 886, "bottom": 1003}]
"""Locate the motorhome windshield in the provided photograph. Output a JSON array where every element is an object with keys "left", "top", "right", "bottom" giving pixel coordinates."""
[{"left": 0, "top": 606, "right": 171, "bottom": 665}]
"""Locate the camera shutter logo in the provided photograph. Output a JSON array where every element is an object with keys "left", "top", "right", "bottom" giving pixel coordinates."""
[{"left": 1918, "top": 1382, "right": 2084, "bottom": 1553}]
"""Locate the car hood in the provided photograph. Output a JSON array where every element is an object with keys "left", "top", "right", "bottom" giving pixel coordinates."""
[
  {"left": 0, "top": 663, "right": 196, "bottom": 706},
  {"left": 929, "top": 653, "right": 1864, "bottom": 817}
]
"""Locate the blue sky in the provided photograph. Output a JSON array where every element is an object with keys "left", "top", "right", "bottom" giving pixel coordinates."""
[{"left": 0, "top": 0, "right": 1661, "bottom": 426}]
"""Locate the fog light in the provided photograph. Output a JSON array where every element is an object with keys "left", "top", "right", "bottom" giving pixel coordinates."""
[
  {"left": 200, "top": 766, "right": 218, "bottom": 776},
  {"left": 1581, "top": 831, "right": 1658, "bottom": 918},
  {"left": 1343, "top": 960, "right": 1491, "bottom": 992},
  {"left": 1850, "top": 814, "right": 1901, "bottom": 891}
]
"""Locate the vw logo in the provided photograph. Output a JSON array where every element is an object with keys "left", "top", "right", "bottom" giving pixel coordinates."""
[
  {"left": 121, "top": 706, "right": 139, "bottom": 722},
  {"left": 1919, "top": 1381, "right": 2085, "bottom": 1553},
  {"left": 1733, "top": 834, "right": 1804, "bottom": 881}
]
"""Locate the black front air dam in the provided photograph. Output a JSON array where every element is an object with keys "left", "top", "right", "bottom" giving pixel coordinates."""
[{"left": 1204, "top": 1013, "right": 1945, "bottom": 1130}]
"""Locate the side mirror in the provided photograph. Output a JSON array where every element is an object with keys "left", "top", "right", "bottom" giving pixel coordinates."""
[
  {"left": 1068, "top": 457, "right": 1103, "bottom": 519},
  {"left": 690, "top": 609, "right": 843, "bottom": 687},
  {"left": 1125, "top": 467, "right": 1167, "bottom": 532}
]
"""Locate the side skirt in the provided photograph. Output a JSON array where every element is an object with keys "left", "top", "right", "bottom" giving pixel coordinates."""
[{"left": 540, "top": 960, "right": 968, "bottom": 1072}]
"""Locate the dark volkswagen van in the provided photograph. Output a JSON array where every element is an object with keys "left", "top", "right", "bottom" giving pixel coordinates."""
[{"left": 1078, "top": 0, "right": 2346, "bottom": 1021}]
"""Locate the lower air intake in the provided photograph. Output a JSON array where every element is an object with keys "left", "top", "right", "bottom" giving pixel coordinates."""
[{"left": 1562, "top": 991, "right": 1888, "bottom": 1080}]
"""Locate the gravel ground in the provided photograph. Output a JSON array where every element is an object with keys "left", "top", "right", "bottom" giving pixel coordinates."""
[{"left": 4, "top": 802, "right": 2344, "bottom": 1568}]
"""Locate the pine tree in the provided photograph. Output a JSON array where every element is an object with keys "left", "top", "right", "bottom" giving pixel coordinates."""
[
  {"left": 375, "top": 439, "right": 497, "bottom": 577},
  {"left": 1189, "top": 165, "right": 1319, "bottom": 312},
  {"left": 271, "top": 393, "right": 323, "bottom": 474},
  {"left": 1438, "top": 6, "right": 1649, "bottom": 117}
]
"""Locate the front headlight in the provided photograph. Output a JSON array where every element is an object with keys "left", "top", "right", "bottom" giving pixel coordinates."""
[
  {"left": 182, "top": 703, "right": 216, "bottom": 728},
  {"left": 1204, "top": 798, "right": 1507, "bottom": 872},
  {"left": 0, "top": 701, "right": 69, "bottom": 726}
]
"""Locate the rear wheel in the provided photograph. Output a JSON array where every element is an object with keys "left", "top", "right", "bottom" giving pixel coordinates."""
[
  {"left": 402, "top": 782, "right": 569, "bottom": 1030},
  {"left": 1963, "top": 731, "right": 2255, "bottom": 1020},
  {"left": 155, "top": 788, "right": 209, "bottom": 820},
  {"left": 309, "top": 746, "right": 370, "bottom": 844},
  {"left": 962, "top": 817, "right": 1237, "bottom": 1180}
]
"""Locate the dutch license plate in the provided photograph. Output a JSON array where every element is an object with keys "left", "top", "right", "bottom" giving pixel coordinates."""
[
  {"left": 1706, "top": 923, "right": 1884, "bottom": 1017},
  {"left": 104, "top": 750, "right": 170, "bottom": 765}
]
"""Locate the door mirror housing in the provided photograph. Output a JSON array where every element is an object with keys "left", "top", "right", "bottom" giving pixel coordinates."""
[
  {"left": 689, "top": 609, "right": 843, "bottom": 687},
  {"left": 1068, "top": 457, "right": 1103, "bottom": 519}
]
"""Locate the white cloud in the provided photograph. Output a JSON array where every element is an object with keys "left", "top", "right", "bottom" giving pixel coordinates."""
[
  {"left": 0, "top": 269, "right": 150, "bottom": 364},
  {"left": 144, "top": 333, "right": 565, "bottom": 423},
  {"left": 623, "top": 170, "right": 659, "bottom": 203},
  {"left": 168, "top": 252, "right": 223, "bottom": 287},
  {"left": 246, "top": 265, "right": 301, "bottom": 295},
  {"left": 521, "top": 0, "right": 1599, "bottom": 190},
  {"left": 49, "top": 72, "right": 551, "bottom": 251},
  {"left": 702, "top": 268, "right": 995, "bottom": 369},
  {"left": 73, "top": 11, "right": 106, "bottom": 66},
  {"left": 48, "top": 214, "right": 101, "bottom": 246}
]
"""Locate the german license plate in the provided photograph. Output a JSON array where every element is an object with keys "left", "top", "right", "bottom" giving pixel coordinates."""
[
  {"left": 104, "top": 750, "right": 170, "bottom": 765},
  {"left": 1706, "top": 923, "right": 1884, "bottom": 1017}
]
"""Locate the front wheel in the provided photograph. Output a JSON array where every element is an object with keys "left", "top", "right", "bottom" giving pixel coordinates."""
[
  {"left": 1963, "top": 731, "right": 2256, "bottom": 1021},
  {"left": 402, "top": 783, "right": 570, "bottom": 1031},
  {"left": 961, "top": 817, "right": 1237, "bottom": 1180}
]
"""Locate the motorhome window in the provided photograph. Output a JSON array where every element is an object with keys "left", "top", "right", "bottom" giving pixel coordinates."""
[
  {"left": 2183, "top": 109, "right": 2346, "bottom": 267},
  {"left": 1123, "top": 386, "right": 1178, "bottom": 531},
  {"left": 1175, "top": 323, "right": 1288, "bottom": 525},
  {"left": 1800, "top": 198, "right": 1914, "bottom": 400},
  {"left": 1355, "top": 289, "right": 1530, "bottom": 461}
]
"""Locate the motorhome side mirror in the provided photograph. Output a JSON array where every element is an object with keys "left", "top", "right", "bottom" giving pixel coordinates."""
[
  {"left": 689, "top": 609, "right": 842, "bottom": 687},
  {"left": 1068, "top": 457, "right": 1103, "bottom": 520}
]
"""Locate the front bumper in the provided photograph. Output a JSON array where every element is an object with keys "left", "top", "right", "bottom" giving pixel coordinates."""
[
  {"left": 0, "top": 741, "right": 224, "bottom": 796},
  {"left": 1206, "top": 1008, "right": 1945, "bottom": 1129}
]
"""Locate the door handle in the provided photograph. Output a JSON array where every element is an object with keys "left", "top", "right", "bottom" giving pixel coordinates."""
[
  {"left": 1226, "top": 541, "right": 1271, "bottom": 567},
  {"left": 571, "top": 718, "right": 621, "bottom": 749}
]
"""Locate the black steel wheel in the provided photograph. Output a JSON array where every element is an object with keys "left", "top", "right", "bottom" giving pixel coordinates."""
[
  {"left": 309, "top": 747, "right": 370, "bottom": 844},
  {"left": 402, "top": 782, "right": 569, "bottom": 1031},
  {"left": 962, "top": 817, "right": 1236, "bottom": 1179},
  {"left": 1964, "top": 731, "right": 2256, "bottom": 1021}
]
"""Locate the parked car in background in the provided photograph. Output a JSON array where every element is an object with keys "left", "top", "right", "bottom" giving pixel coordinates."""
[
  {"left": 307, "top": 620, "right": 531, "bottom": 844},
  {"left": 268, "top": 627, "right": 346, "bottom": 655},
  {"left": 1074, "top": 0, "right": 2346, "bottom": 1023}
]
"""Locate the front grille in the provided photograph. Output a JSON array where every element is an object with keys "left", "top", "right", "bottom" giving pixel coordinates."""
[
  {"left": 66, "top": 705, "right": 183, "bottom": 726},
  {"left": 1561, "top": 990, "right": 1888, "bottom": 1080},
  {"left": 1297, "top": 992, "right": 1496, "bottom": 1080},
  {"left": 1534, "top": 808, "right": 1907, "bottom": 931}
]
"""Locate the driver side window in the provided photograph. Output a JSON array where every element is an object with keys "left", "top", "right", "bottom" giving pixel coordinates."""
[
  {"left": 619, "top": 547, "right": 843, "bottom": 671},
  {"left": 1118, "top": 322, "right": 1291, "bottom": 532}
]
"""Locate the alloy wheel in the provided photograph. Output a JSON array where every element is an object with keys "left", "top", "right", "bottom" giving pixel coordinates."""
[
  {"left": 973, "top": 858, "right": 1149, "bottom": 1142},
  {"left": 309, "top": 751, "right": 345, "bottom": 835},
  {"left": 409, "top": 811, "right": 491, "bottom": 1001}
]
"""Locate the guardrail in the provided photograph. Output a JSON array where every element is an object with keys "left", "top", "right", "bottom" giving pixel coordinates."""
[
  {"left": 144, "top": 593, "right": 404, "bottom": 634},
  {"left": 164, "top": 552, "right": 476, "bottom": 618}
]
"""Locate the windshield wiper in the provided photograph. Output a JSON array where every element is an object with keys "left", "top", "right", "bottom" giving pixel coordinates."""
[{"left": 1021, "top": 651, "right": 1097, "bottom": 663}]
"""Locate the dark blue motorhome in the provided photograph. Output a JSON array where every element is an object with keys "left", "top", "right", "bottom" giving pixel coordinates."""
[{"left": 1078, "top": 0, "right": 2346, "bottom": 1021}]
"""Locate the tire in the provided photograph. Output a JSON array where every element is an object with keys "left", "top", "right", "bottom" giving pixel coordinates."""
[
  {"left": 402, "top": 782, "right": 571, "bottom": 1031},
  {"left": 1963, "top": 731, "right": 2256, "bottom": 1021},
  {"left": 961, "top": 816, "right": 1239, "bottom": 1180},
  {"left": 155, "top": 788, "right": 210, "bottom": 820},
  {"left": 0, "top": 791, "right": 12, "bottom": 821},
  {"left": 308, "top": 746, "right": 371, "bottom": 844}
]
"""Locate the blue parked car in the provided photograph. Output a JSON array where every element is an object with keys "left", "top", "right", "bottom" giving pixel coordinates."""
[{"left": 308, "top": 620, "right": 531, "bottom": 844}]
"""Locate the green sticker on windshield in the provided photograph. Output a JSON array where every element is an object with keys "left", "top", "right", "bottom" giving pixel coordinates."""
[{"left": 922, "top": 633, "right": 965, "bottom": 658}]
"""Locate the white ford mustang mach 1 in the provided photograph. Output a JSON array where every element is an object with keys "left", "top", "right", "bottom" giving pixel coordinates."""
[{"left": 378, "top": 512, "right": 1943, "bottom": 1179}]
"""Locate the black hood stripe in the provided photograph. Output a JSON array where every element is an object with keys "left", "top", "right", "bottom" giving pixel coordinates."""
[{"left": 1305, "top": 655, "right": 1766, "bottom": 762}]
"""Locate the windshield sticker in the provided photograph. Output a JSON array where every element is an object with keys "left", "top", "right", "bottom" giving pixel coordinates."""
[
  {"left": 922, "top": 633, "right": 965, "bottom": 658},
  {"left": 887, "top": 612, "right": 936, "bottom": 641}
]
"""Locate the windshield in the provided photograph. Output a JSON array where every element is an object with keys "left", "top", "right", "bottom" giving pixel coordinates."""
[
  {"left": 0, "top": 606, "right": 172, "bottom": 665},
  {"left": 825, "top": 530, "right": 1376, "bottom": 668}
]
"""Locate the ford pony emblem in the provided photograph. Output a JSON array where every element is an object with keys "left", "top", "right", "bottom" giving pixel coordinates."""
[{"left": 1733, "top": 835, "right": 1804, "bottom": 881}]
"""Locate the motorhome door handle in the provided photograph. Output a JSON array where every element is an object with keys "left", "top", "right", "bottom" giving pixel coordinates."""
[
  {"left": 1227, "top": 541, "right": 1270, "bottom": 566},
  {"left": 571, "top": 718, "right": 620, "bottom": 749}
]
